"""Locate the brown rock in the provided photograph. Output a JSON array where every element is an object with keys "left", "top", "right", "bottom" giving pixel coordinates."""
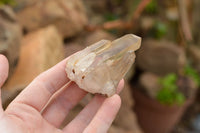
[
  {"left": 110, "top": 83, "right": 143, "bottom": 133},
  {"left": 108, "top": 125, "right": 135, "bottom": 133},
  {"left": 64, "top": 42, "right": 85, "bottom": 58},
  {"left": 85, "top": 30, "right": 115, "bottom": 45},
  {"left": 16, "top": 0, "right": 88, "bottom": 38},
  {"left": 113, "top": 82, "right": 143, "bottom": 133},
  {"left": 1, "top": 89, "right": 21, "bottom": 109},
  {"left": 120, "top": 82, "right": 134, "bottom": 108},
  {"left": 139, "top": 72, "right": 161, "bottom": 98},
  {"left": 125, "top": 66, "right": 135, "bottom": 81},
  {"left": 136, "top": 39, "right": 186, "bottom": 76},
  {"left": 140, "top": 16, "right": 155, "bottom": 31},
  {"left": 0, "top": 6, "right": 22, "bottom": 78},
  {"left": 4, "top": 25, "right": 64, "bottom": 92},
  {"left": 83, "top": 0, "right": 110, "bottom": 25},
  {"left": 166, "top": 7, "right": 179, "bottom": 21},
  {"left": 64, "top": 30, "right": 115, "bottom": 51},
  {"left": 13, "top": 0, "right": 39, "bottom": 10},
  {"left": 114, "top": 106, "right": 143, "bottom": 132},
  {"left": 84, "top": 0, "right": 108, "bottom": 14}
]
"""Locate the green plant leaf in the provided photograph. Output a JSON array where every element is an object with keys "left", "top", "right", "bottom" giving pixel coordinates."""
[
  {"left": 184, "top": 65, "right": 200, "bottom": 87},
  {"left": 159, "top": 73, "right": 177, "bottom": 89},
  {"left": 157, "top": 88, "right": 174, "bottom": 105},
  {"left": 157, "top": 73, "right": 185, "bottom": 106},
  {"left": 175, "top": 92, "right": 185, "bottom": 105}
]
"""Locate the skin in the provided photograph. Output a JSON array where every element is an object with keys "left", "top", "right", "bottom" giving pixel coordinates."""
[{"left": 0, "top": 54, "right": 124, "bottom": 133}]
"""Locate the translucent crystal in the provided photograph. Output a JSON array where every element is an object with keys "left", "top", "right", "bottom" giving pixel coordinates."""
[{"left": 65, "top": 34, "right": 141, "bottom": 96}]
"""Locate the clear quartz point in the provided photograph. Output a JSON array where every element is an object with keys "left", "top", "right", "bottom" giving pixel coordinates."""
[{"left": 65, "top": 34, "right": 141, "bottom": 97}]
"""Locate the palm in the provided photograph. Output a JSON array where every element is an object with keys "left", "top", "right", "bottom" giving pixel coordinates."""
[
  {"left": 0, "top": 55, "right": 123, "bottom": 133},
  {"left": 1, "top": 107, "right": 62, "bottom": 133}
]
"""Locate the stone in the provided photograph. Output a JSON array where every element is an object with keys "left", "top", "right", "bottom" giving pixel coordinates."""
[
  {"left": 65, "top": 34, "right": 141, "bottom": 97},
  {"left": 4, "top": 25, "right": 64, "bottom": 92},
  {"left": 120, "top": 82, "right": 134, "bottom": 108},
  {"left": 0, "top": 6, "right": 22, "bottom": 78},
  {"left": 166, "top": 7, "right": 179, "bottom": 21},
  {"left": 140, "top": 16, "right": 155, "bottom": 31},
  {"left": 13, "top": 0, "right": 40, "bottom": 11},
  {"left": 64, "top": 42, "right": 85, "bottom": 58},
  {"left": 139, "top": 72, "right": 161, "bottom": 99},
  {"left": 136, "top": 39, "right": 186, "bottom": 76},
  {"left": 1, "top": 89, "right": 21, "bottom": 109},
  {"left": 16, "top": 0, "right": 88, "bottom": 38},
  {"left": 113, "top": 83, "right": 143, "bottom": 133},
  {"left": 114, "top": 106, "right": 143, "bottom": 132},
  {"left": 64, "top": 30, "right": 115, "bottom": 59},
  {"left": 84, "top": 0, "right": 109, "bottom": 25},
  {"left": 85, "top": 30, "right": 115, "bottom": 45},
  {"left": 84, "top": 0, "right": 108, "bottom": 14},
  {"left": 108, "top": 125, "right": 135, "bottom": 133}
]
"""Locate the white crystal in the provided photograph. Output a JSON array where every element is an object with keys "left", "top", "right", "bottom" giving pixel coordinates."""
[{"left": 65, "top": 34, "right": 141, "bottom": 96}]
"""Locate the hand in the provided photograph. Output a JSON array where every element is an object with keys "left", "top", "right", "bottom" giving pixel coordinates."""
[{"left": 0, "top": 55, "right": 124, "bottom": 133}]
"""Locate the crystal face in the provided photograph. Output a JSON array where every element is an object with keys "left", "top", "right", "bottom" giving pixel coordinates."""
[{"left": 65, "top": 34, "right": 141, "bottom": 96}]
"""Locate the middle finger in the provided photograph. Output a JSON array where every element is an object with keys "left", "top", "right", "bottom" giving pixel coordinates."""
[{"left": 41, "top": 82, "right": 87, "bottom": 127}]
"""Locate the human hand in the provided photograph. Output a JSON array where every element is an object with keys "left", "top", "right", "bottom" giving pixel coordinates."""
[{"left": 0, "top": 55, "right": 124, "bottom": 133}]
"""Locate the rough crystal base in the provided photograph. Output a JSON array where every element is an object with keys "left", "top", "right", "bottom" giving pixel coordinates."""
[{"left": 65, "top": 34, "right": 141, "bottom": 96}]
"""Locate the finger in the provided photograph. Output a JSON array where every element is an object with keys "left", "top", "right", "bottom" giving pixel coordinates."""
[
  {"left": 116, "top": 79, "right": 124, "bottom": 94},
  {"left": 63, "top": 79, "right": 124, "bottom": 133},
  {"left": 43, "top": 79, "right": 123, "bottom": 128},
  {"left": 83, "top": 94, "right": 121, "bottom": 133},
  {"left": 7, "top": 57, "right": 70, "bottom": 112},
  {"left": 42, "top": 82, "right": 87, "bottom": 127},
  {"left": 0, "top": 55, "right": 9, "bottom": 112},
  {"left": 0, "top": 55, "right": 9, "bottom": 87}
]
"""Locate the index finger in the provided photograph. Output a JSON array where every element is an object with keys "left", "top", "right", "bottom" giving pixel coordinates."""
[{"left": 7, "top": 57, "right": 70, "bottom": 112}]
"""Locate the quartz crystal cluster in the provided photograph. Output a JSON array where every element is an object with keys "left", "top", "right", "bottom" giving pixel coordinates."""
[{"left": 65, "top": 34, "right": 141, "bottom": 96}]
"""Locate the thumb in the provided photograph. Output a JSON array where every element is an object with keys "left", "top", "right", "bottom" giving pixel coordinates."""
[{"left": 0, "top": 55, "right": 9, "bottom": 112}]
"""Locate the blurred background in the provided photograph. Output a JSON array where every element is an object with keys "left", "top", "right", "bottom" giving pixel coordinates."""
[{"left": 0, "top": 0, "right": 200, "bottom": 133}]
